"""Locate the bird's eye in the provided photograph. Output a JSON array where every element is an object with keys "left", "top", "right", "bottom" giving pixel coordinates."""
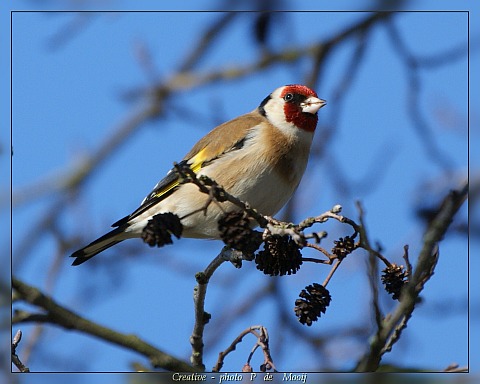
[{"left": 284, "top": 93, "right": 294, "bottom": 102}]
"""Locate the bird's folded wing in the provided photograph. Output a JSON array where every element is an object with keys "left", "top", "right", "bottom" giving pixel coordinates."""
[
  {"left": 110, "top": 162, "right": 184, "bottom": 227},
  {"left": 111, "top": 112, "right": 264, "bottom": 228}
]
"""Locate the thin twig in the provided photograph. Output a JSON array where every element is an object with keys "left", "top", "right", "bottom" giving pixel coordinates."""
[
  {"left": 403, "top": 245, "right": 413, "bottom": 279},
  {"left": 355, "top": 201, "right": 392, "bottom": 268},
  {"left": 213, "top": 325, "right": 276, "bottom": 372},
  {"left": 303, "top": 243, "right": 334, "bottom": 262},
  {"left": 11, "top": 330, "right": 30, "bottom": 373},
  {"left": 322, "top": 259, "right": 343, "bottom": 288},
  {"left": 301, "top": 255, "right": 332, "bottom": 265},
  {"left": 368, "top": 242, "right": 384, "bottom": 333}
]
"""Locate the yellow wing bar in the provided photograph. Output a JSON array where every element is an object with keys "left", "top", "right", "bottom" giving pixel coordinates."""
[{"left": 151, "top": 148, "right": 206, "bottom": 200}]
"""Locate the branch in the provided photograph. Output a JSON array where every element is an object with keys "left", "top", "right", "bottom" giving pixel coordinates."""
[
  {"left": 190, "top": 246, "right": 245, "bottom": 369},
  {"left": 385, "top": 19, "right": 457, "bottom": 170},
  {"left": 11, "top": 330, "right": 30, "bottom": 373},
  {"left": 212, "top": 325, "right": 276, "bottom": 373},
  {"left": 12, "top": 277, "right": 196, "bottom": 372},
  {"left": 178, "top": 12, "right": 239, "bottom": 73},
  {"left": 355, "top": 181, "right": 468, "bottom": 371},
  {"left": 174, "top": 163, "right": 268, "bottom": 228}
]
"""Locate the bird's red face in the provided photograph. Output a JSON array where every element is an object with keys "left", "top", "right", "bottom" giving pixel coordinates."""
[{"left": 280, "top": 85, "right": 326, "bottom": 132}]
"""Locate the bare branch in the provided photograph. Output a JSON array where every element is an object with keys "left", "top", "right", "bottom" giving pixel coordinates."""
[
  {"left": 190, "top": 247, "right": 233, "bottom": 369},
  {"left": 12, "top": 277, "right": 196, "bottom": 372},
  {"left": 322, "top": 259, "right": 343, "bottom": 287},
  {"left": 179, "top": 13, "right": 239, "bottom": 73},
  {"left": 385, "top": 19, "right": 457, "bottom": 170},
  {"left": 11, "top": 330, "right": 30, "bottom": 373},
  {"left": 355, "top": 181, "right": 468, "bottom": 371},
  {"left": 213, "top": 325, "right": 276, "bottom": 373}
]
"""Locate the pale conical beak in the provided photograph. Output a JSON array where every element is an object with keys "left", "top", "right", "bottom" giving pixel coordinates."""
[{"left": 301, "top": 97, "right": 327, "bottom": 114}]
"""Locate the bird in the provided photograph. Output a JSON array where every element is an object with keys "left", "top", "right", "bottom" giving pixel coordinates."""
[{"left": 71, "top": 84, "right": 326, "bottom": 265}]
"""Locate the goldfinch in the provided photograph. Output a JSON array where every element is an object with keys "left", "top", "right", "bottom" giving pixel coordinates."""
[{"left": 71, "top": 84, "right": 326, "bottom": 265}]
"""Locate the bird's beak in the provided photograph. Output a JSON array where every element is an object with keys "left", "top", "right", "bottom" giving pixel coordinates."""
[{"left": 301, "top": 97, "right": 326, "bottom": 114}]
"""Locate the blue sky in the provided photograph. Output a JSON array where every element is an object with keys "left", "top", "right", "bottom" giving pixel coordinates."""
[{"left": 2, "top": 1, "right": 479, "bottom": 383}]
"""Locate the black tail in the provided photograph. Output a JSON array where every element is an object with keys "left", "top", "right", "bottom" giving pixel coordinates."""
[{"left": 70, "top": 226, "right": 127, "bottom": 266}]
